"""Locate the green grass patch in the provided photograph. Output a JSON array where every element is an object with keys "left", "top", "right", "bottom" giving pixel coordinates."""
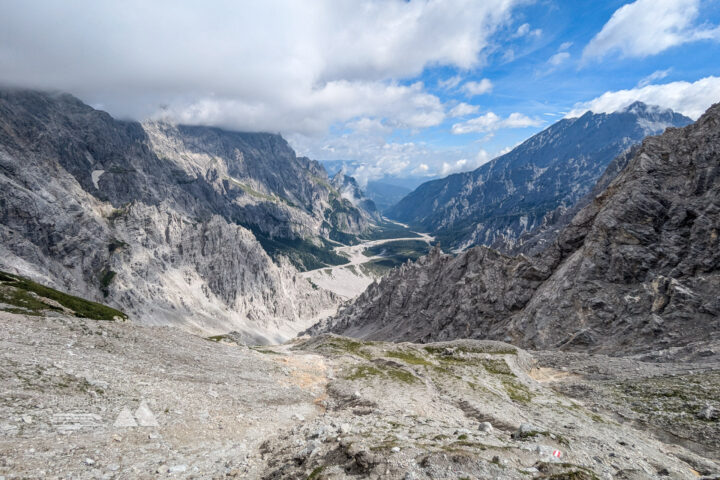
[
  {"left": 227, "top": 178, "right": 298, "bottom": 208},
  {"left": 345, "top": 365, "right": 384, "bottom": 381},
  {"left": 359, "top": 259, "right": 397, "bottom": 276},
  {"left": 306, "top": 466, "right": 325, "bottom": 480},
  {"left": 343, "top": 362, "right": 418, "bottom": 385},
  {"left": 362, "top": 240, "right": 431, "bottom": 263},
  {"left": 502, "top": 378, "right": 533, "bottom": 404},
  {"left": 480, "top": 358, "right": 514, "bottom": 376},
  {"left": 423, "top": 345, "right": 518, "bottom": 356},
  {"left": 0, "top": 286, "right": 59, "bottom": 316},
  {"left": 360, "top": 221, "right": 421, "bottom": 241},
  {"left": 384, "top": 367, "right": 418, "bottom": 384},
  {"left": 385, "top": 350, "right": 432, "bottom": 366},
  {"left": 99, "top": 270, "right": 116, "bottom": 297},
  {"left": 250, "top": 346, "right": 282, "bottom": 355},
  {"left": 247, "top": 225, "right": 349, "bottom": 271},
  {"left": 0, "top": 270, "right": 127, "bottom": 321}
]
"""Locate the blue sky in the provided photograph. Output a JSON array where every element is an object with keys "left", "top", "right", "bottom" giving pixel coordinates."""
[
  {"left": 298, "top": 0, "right": 720, "bottom": 184},
  {"left": 403, "top": 0, "right": 720, "bottom": 167},
  {"left": 1, "top": 0, "right": 719, "bottom": 185}
]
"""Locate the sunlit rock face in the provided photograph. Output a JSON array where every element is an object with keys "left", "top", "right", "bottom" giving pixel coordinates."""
[{"left": 0, "top": 88, "right": 379, "bottom": 340}]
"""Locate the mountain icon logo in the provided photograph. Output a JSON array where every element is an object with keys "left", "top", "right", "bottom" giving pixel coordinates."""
[{"left": 113, "top": 400, "right": 159, "bottom": 427}]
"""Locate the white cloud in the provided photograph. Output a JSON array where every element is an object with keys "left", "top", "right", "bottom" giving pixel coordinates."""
[
  {"left": 461, "top": 79, "right": 494, "bottom": 96},
  {"left": 411, "top": 163, "right": 431, "bottom": 175},
  {"left": 583, "top": 0, "right": 720, "bottom": 61},
  {"left": 158, "top": 80, "right": 445, "bottom": 135},
  {"left": 513, "top": 23, "right": 542, "bottom": 39},
  {"left": 566, "top": 76, "right": 720, "bottom": 119},
  {"left": 438, "top": 75, "right": 463, "bottom": 90},
  {"left": 515, "top": 23, "right": 530, "bottom": 37},
  {"left": 438, "top": 150, "right": 492, "bottom": 176},
  {"left": 448, "top": 102, "right": 481, "bottom": 117},
  {"left": 636, "top": 69, "right": 672, "bottom": 88},
  {"left": 547, "top": 51, "right": 570, "bottom": 66},
  {"left": 0, "top": 0, "right": 524, "bottom": 135},
  {"left": 452, "top": 111, "right": 543, "bottom": 134}
]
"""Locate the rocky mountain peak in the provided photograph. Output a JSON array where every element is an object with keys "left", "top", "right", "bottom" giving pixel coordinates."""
[
  {"left": 0, "top": 88, "right": 377, "bottom": 339},
  {"left": 387, "top": 103, "right": 692, "bottom": 251},
  {"left": 309, "top": 101, "right": 720, "bottom": 355}
]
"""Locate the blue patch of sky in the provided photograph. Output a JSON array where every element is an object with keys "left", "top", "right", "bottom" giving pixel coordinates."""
[{"left": 389, "top": 0, "right": 720, "bottom": 162}]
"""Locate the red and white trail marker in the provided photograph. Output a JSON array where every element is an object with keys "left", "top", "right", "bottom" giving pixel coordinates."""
[{"left": 552, "top": 450, "right": 562, "bottom": 458}]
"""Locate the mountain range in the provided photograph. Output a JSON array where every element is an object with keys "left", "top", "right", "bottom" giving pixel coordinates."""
[
  {"left": 0, "top": 88, "right": 381, "bottom": 341},
  {"left": 387, "top": 102, "right": 692, "bottom": 250},
  {"left": 308, "top": 102, "right": 720, "bottom": 355}
]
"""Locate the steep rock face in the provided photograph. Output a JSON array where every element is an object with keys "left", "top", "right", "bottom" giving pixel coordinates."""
[
  {"left": 144, "top": 122, "right": 373, "bottom": 241},
  {"left": 0, "top": 88, "right": 342, "bottom": 339},
  {"left": 388, "top": 103, "right": 691, "bottom": 250},
  {"left": 309, "top": 103, "right": 720, "bottom": 354},
  {"left": 494, "top": 145, "right": 641, "bottom": 256},
  {"left": 330, "top": 170, "right": 381, "bottom": 222}
]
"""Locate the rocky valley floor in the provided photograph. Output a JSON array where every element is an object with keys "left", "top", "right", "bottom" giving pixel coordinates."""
[{"left": 1, "top": 311, "right": 719, "bottom": 479}]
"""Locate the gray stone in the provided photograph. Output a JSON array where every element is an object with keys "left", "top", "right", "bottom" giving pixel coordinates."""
[
  {"left": 478, "top": 422, "right": 493, "bottom": 433},
  {"left": 697, "top": 405, "right": 718, "bottom": 421}
]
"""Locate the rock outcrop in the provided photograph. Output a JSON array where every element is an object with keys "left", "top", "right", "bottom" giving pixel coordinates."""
[
  {"left": 330, "top": 169, "right": 381, "bottom": 223},
  {"left": 309, "top": 102, "right": 720, "bottom": 354},
  {"left": 0, "top": 88, "right": 367, "bottom": 339},
  {"left": 387, "top": 102, "right": 691, "bottom": 250}
]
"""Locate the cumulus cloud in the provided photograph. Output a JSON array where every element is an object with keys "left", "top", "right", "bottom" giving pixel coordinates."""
[
  {"left": 583, "top": 0, "right": 720, "bottom": 61},
  {"left": 448, "top": 102, "right": 481, "bottom": 117},
  {"left": 566, "top": 76, "right": 720, "bottom": 119},
  {"left": 461, "top": 79, "right": 494, "bottom": 96},
  {"left": 0, "top": 0, "right": 523, "bottom": 135},
  {"left": 451, "top": 111, "right": 543, "bottom": 134},
  {"left": 438, "top": 150, "right": 492, "bottom": 176},
  {"left": 290, "top": 122, "right": 501, "bottom": 184}
]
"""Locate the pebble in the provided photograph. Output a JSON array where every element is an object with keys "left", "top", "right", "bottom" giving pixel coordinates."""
[
  {"left": 391, "top": 446, "right": 400, "bottom": 453},
  {"left": 169, "top": 464, "right": 187, "bottom": 473}
]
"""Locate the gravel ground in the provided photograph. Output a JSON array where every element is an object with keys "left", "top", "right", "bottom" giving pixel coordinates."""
[{"left": 1, "top": 311, "right": 718, "bottom": 479}]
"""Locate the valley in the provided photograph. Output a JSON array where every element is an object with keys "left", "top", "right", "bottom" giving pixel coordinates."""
[
  {"left": 302, "top": 223, "right": 434, "bottom": 300},
  {"left": 2, "top": 2, "right": 720, "bottom": 479}
]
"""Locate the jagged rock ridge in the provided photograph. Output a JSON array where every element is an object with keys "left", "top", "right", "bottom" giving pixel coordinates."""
[
  {"left": 0, "top": 88, "right": 374, "bottom": 340},
  {"left": 387, "top": 102, "right": 692, "bottom": 250},
  {"left": 309, "top": 102, "right": 720, "bottom": 354},
  {"left": 330, "top": 169, "right": 381, "bottom": 223}
]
